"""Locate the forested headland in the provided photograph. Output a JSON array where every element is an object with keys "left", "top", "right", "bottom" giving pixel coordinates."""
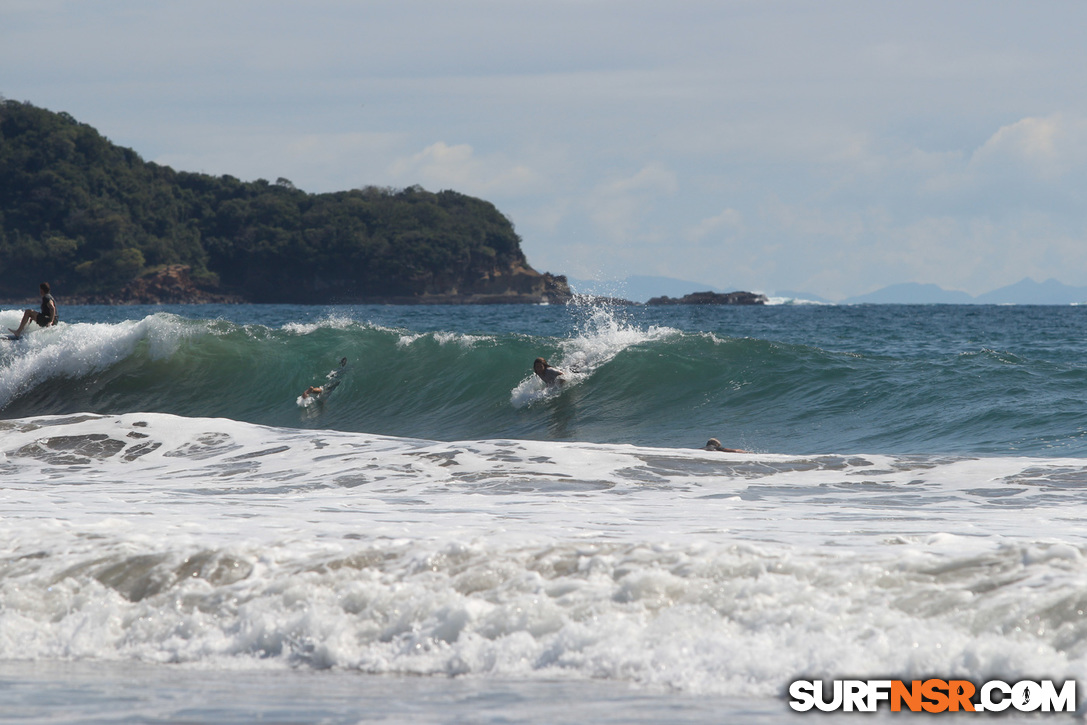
[{"left": 0, "top": 100, "right": 570, "bottom": 304}]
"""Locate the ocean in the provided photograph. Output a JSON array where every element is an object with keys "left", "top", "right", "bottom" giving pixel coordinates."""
[{"left": 2, "top": 299, "right": 1087, "bottom": 722}]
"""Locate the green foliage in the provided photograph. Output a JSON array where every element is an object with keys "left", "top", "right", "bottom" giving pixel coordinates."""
[
  {"left": 76, "top": 247, "right": 146, "bottom": 287},
  {"left": 0, "top": 101, "right": 530, "bottom": 301}
]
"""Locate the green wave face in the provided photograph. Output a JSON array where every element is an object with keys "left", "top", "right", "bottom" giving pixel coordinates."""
[{"left": 2, "top": 306, "right": 1086, "bottom": 456}]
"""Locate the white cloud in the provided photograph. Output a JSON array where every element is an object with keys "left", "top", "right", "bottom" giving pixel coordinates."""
[
  {"left": 970, "top": 113, "right": 1087, "bottom": 179},
  {"left": 760, "top": 197, "right": 867, "bottom": 244},
  {"left": 913, "top": 113, "right": 1087, "bottom": 220},
  {"left": 390, "top": 142, "right": 542, "bottom": 197},
  {"left": 687, "top": 208, "right": 743, "bottom": 242},
  {"left": 586, "top": 164, "right": 678, "bottom": 243},
  {"left": 152, "top": 128, "right": 406, "bottom": 193}
]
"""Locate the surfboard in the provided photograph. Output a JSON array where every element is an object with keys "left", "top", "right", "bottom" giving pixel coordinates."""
[
  {"left": 297, "top": 358, "right": 348, "bottom": 408},
  {"left": 320, "top": 358, "right": 348, "bottom": 394}
]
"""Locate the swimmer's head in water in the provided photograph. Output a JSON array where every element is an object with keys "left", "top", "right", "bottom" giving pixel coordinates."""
[
  {"left": 534, "top": 357, "right": 548, "bottom": 374},
  {"left": 704, "top": 437, "right": 748, "bottom": 453}
]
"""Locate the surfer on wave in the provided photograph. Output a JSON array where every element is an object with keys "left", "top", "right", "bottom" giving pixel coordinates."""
[
  {"left": 9, "top": 282, "right": 58, "bottom": 338},
  {"left": 533, "top": 357, "right": 565, "bottom": 386},
  {"left": 302, "top": 357, "right": 348, "bottom": 399}
]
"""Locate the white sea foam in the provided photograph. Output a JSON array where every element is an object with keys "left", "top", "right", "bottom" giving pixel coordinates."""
[
  {"left": 280, "top": 315, "right": 359, "bottom": 335},
  {"left": 0, "top": 314, "right": 196, "bottom": 408},
  {"left": 511, "top": 304, "right": 679, "bottom": 407},
  {"left": 2, "top": 413, "right": 1087, "bottom": 695},
  {"left": 559, "top": 308, "right": 676, "bottom": 377},
  {"left": 397, "top": 331, "right": 494, "bottom": 348},
  {"left": 764, "top": 296, "right": 834, "bottom": 306}
]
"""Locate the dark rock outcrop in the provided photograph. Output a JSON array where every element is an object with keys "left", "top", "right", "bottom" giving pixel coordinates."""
[
  {"left": 65, "top": 265, "right": 242, "bottom": 305},
  {"left": 341, "top": 270, "right": 573, "bottom": 305},
  {"left": 50, "top": 265, "right": 572, "bottom": 306},
  {"left": 646, "top": 290, "right": 768, "bottom": 306}
]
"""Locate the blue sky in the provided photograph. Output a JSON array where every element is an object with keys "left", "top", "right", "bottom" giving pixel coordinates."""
[{"left": 3, "top": 0, "right": 1087, "bottom": 300}]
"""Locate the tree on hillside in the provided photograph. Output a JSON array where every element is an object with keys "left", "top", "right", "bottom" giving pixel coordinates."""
[{"left": 0, "top": 100, "right": 554, "bottom": 303}]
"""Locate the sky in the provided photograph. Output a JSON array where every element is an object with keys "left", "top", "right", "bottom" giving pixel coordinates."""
[{"left": 3, "top": 1, "right": 1087, "bottom": 301}]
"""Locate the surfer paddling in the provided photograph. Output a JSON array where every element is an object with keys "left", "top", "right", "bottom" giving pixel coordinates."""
[
  {"left": 533, "top": 357, "right": 565, "bottom": 386},
  {"left": 704, "top": 438, "right": 747, "bottom": 453},
  {"left": 301, "top": 357, "right": 348, "bottom": 399},
  {"left": 9, "top": 282, "right": 58, "bottom": 338}
]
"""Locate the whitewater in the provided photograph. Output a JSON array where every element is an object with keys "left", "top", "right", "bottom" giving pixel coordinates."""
[{"left": 2, "top": 301, "right": 1087, "bottom": 722}]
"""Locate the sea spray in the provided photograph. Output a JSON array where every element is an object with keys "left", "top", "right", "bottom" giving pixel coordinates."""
[{"left": 510, "top": 298, "right": 680, "bottom": 409}]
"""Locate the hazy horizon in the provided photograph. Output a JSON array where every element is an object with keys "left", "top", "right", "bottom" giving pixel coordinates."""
[{"left": 4, "top": 1, "right": 1087, "bottom": 300}]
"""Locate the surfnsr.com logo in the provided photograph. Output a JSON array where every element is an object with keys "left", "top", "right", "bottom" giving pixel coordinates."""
[{"left": 789, "top": 679, "right": 1077, "bottom": 713}]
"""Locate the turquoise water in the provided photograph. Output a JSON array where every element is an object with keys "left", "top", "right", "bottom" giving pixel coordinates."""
[{"left": 4, "top": 302, "right": 1087, "bottom": 456}]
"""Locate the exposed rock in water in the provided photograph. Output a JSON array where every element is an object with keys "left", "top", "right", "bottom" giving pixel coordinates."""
[{"left": 645, "top": 290, "right": 768, "bottom": 306}]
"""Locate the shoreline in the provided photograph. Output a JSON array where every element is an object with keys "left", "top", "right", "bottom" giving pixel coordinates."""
[
  {"left": 0, "top": 294, "right": 570, "bottom": 307},
  {"left": 0, "top": 290, "right": 775, "bottom": 307}
]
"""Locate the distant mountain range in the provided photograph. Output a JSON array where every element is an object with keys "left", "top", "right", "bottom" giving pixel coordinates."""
[
  {"left": 841, "top": 278, "right": 1087, "bottom": 305},
  {"left": 841, "top": 283, "right": 975, "bottom": 305},
  {"left": 569, "top": 276, "right": 1087, "bottom": 305}
]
